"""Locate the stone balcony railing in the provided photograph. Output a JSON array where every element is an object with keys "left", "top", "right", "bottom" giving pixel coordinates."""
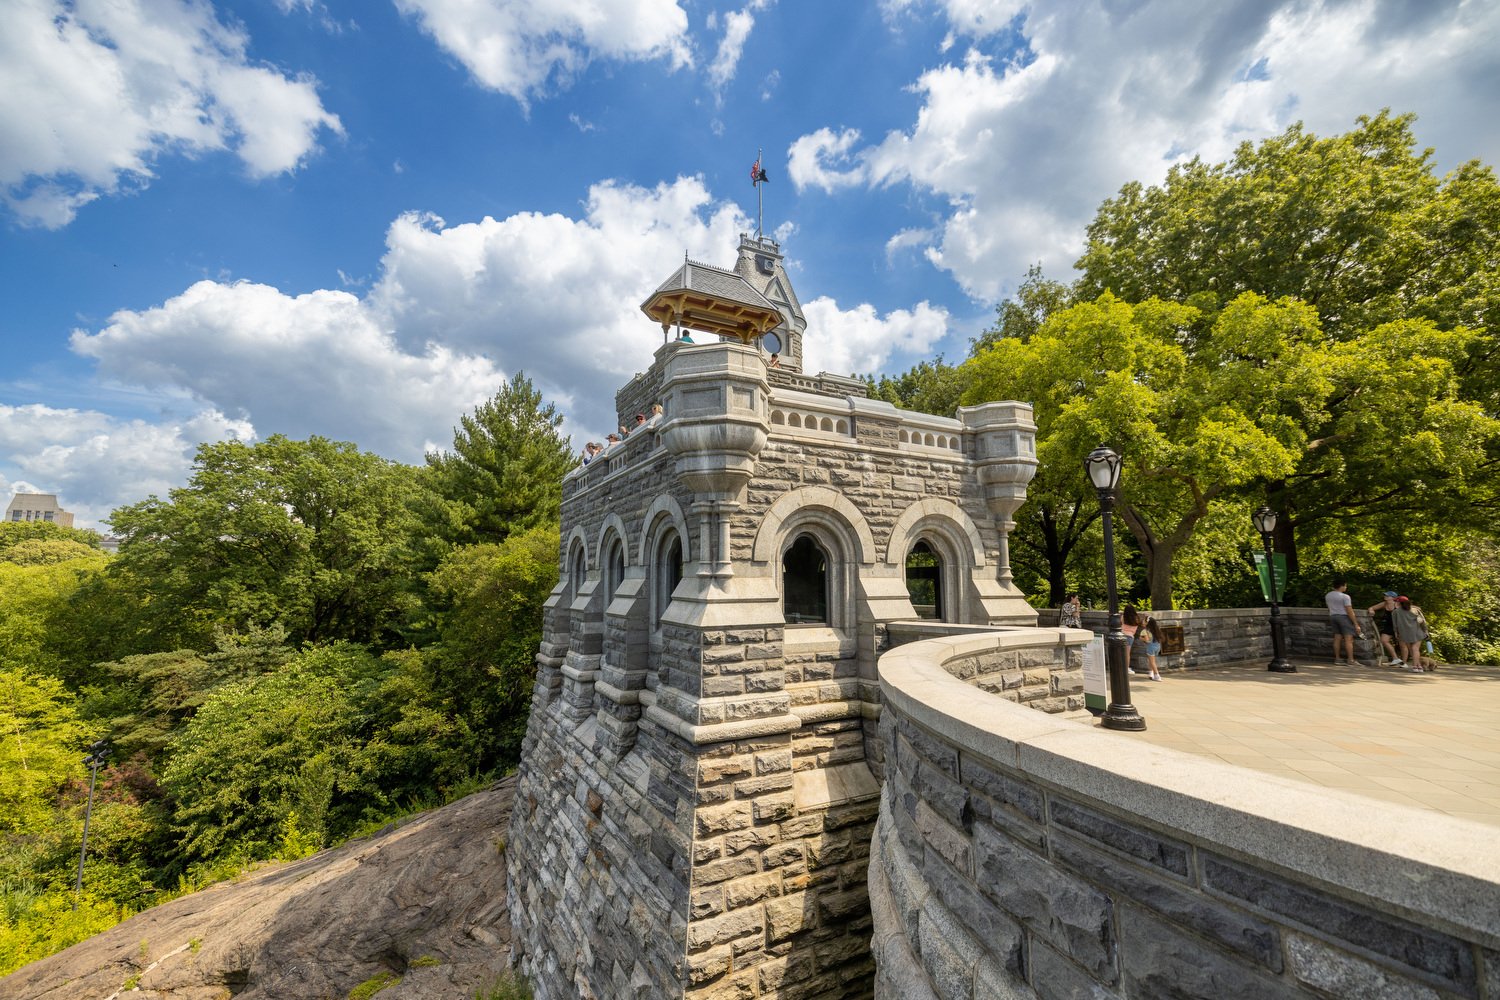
[{"left": 869, "top": 627, "right": 1500, "bottom": 999}]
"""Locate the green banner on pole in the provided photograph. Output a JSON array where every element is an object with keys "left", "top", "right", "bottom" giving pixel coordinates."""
[{"left": 1253, "top": 552, "right": 1288, "bottom": 602}]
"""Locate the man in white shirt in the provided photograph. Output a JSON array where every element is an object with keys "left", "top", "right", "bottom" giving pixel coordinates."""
[{"left": 1324, "top": 579, "right": 1364, "bottom": 666}]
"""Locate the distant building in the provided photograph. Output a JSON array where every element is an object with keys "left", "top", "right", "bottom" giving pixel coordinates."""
[{"left": 4, "top": 492, "right": 76, "bottom": 528}]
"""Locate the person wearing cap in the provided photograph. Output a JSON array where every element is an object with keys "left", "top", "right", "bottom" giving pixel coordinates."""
[
  {"left": 1391, "top": 596, "right": 1426, "bottom": 673},
  {"left": 1324, "top": 579, "right": 1365, "bottom": 666},
  {"left": 634, "top": 412, "right": 647, "bottom": 431},
  {"left": 1366, "top": 591, "right": 1403, "bottom": 666}
]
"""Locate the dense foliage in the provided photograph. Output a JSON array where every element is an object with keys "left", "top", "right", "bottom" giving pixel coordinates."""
[
  {"left": 0, "top": 382, "right": 564, "bottom": 975},
  {"left": 885, "top": 111, "right": 1500, "bottom": 647}
]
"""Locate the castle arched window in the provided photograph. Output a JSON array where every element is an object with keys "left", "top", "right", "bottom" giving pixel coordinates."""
[
  {"left": 652, "top": 532, "right": 684, "bottom": 630},
  {"left": 570, "top": 543, "right": 587, "bottom": 602},
  {"left": 606, "top": 538, "right": 626, "bottom": 598},
  {"left": 783, "top": 533, "right": 829, "bottom": 624},
  {"left": 905, "top": 540, "right": 943, "bottom": 621}
]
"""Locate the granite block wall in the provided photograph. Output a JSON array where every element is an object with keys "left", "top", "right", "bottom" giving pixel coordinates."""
[{"left": 871, "top": 632, "right": 1500, "bottom": 1000}]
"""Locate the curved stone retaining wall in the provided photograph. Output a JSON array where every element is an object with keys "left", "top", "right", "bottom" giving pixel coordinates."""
[
  {"left": 871, "top": 630, "right": 1500, "bottom": 1000},
  {"left": 1035, "top": 607, "right": 1399, "bottom": 671}
]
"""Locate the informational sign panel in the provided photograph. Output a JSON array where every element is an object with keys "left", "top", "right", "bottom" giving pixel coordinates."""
[
  {"left": 1252, "top": 552, "right": 1288, "bottom": 602},
  {"left": 1083, "top": 635, "right": 1107, "bottom": 716}
]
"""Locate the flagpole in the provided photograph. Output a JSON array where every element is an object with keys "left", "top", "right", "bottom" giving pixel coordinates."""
[{"left": 756, "top": 146, "right": 764, "bottom": 240}]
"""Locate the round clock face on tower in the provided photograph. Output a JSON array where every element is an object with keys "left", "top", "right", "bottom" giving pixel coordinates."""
[{"left": 762, "top": 332, "right": 782, "bottom": 355}]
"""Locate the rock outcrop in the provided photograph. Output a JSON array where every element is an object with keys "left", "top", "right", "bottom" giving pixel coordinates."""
[{"left": 0, "top": 777, "right": 516, "bottom": 1000}]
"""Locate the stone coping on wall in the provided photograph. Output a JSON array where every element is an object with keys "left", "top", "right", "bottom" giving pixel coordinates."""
[{"left": 877, "top": 628, "right": 1500, "bottom": 946}]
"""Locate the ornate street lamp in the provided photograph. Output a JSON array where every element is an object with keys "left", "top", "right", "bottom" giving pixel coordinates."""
[
  {"left": 1252, "top": 506, "right": 1296, "bottom": 673},
  {"left": 73, "top": 739, "right": 111, "bottom": 909},
  {"left": 1085, "top": 445, "right": 1145, "bottom": 731}
]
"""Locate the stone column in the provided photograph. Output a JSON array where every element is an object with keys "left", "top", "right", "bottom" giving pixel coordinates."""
[{"left": 961, "top": 401, "right": 1038, "bottom": 615}]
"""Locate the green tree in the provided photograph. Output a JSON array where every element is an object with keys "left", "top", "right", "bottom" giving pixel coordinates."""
[
  {"left": 0, "top": 522, "right": 102, "bottom": 561},
  {"left": 863, "top": 358, "right": 968, "bottom": 417},
  {"left": 160, "top": 644, "right": 389, "bottom": 863},
  {"left": 0, "top": 669, "right": 90, "bottom": 834},
  {"left": 1074, "top": 110, "right": 1500, "bottom": 570},
  {"left": 964, "top": 292, "right": 1329, "bottom": 608},
  {"left": 411, "top": 523, "right": 559, "bottom": 768},
  {"left": 107, "top": 436, "right": 431, "bottom": 650},
  {"left": 0, "top": 554, "right": 108, "bottom": 678},
  {"left": 972, "top": 264, "right": 1072, "bottom": 353},
  {"left": 426, "top": 374, "right": 575, "bottom": 545},
  {"left": 95, "top": 625, "right": 294, "bottom": 761},
  {"left": 1076, "top": 110, "right": 1500, "bottom": 341}
]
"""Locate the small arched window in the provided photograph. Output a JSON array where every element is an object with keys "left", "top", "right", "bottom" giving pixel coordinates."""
[
  {"left": 653, "top": 533, "right": 684, "bottom": 629},
  {"left": 570, "top": 544, "right": 588, "bottom": 602},
  {"left": 905, "top": 540, "right": 943, "bottom": 621},
  {"left": 783, "top": 534, "right": 829, "bottom": 624},
  {"left": 605, "top": 539, "right": 626, "bottom": 597}
]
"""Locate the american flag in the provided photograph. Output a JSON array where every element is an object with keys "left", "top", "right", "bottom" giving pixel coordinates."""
[{"left": 751, "top": 158, "right": 769, "bottom": 185}]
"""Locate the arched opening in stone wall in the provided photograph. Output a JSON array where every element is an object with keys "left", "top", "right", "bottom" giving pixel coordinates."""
[
  {"left": 569, "top": 541, "right": 587, "bottom": 602},
  {"left": 652, "top": 532, "right": 684, "bottom": 630},
  {"left": 783, "top": 533, "right": 829, "bottom": 624},
  {"left": 905, "top": 540, "right": 943, "bottom": 621},
  {"left": 606, "top": 537, "right": 626, "bottom": 598}
]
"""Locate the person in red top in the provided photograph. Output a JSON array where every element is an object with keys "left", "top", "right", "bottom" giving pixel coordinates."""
[{"left": 1122, "top": 606, "right": 1140, "bottom": 673}]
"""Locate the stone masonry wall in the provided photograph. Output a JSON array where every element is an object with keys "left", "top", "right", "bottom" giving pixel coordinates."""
[
  {"left": 871, "top": 632, "right": 1500, "bottom": 1000},
  {"left": 511, "top": 342, "right": 1038, "bottom": 999},
  {"left": 1036, "top": 607, "right": 1392, "bottom": 670}
]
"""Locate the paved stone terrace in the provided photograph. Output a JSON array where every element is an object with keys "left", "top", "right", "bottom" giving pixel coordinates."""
[{"left": 1081, "top": 659, "right": 1500, "bottom": 826}]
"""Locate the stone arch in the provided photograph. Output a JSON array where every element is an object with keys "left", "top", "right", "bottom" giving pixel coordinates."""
[
  {"left": 564, "top": 524, "right": 591, "bottom": 598},
  {"left": 751, "top": 486, "right": 876, "bottom": 566},
  {"left": 636, "top": 495, "right": 692, "bottom": 566},
  {"left": 596, "top": 513, "right": 629, "bottom": 600},
  {"left": 883, "top": 498, "right": 987, "bottom": 569}
]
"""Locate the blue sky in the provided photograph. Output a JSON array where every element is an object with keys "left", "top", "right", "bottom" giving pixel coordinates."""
[{"left": 3, "top": 0, "right": 1497, "bottom": 529}]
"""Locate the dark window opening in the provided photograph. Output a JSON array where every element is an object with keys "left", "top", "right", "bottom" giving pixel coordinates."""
[
  {"left": 571, "top": 546, "right": 587, "bottom": 601},
  {"left": 607, "top": 541, "right": 625, "bottom": 596},
  {"left": 783, "top": 534, "right": 829, "bottom": 624},
  {"left": 655, "top": 534, "right": 684, "bottom": 628},
  {"left": 905, "top": 540, "right": 943, "bottom": 621}
]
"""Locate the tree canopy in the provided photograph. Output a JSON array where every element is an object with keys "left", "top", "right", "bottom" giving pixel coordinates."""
[
  {"left": 960, "top": 110, "right": 1500, "bottom": 609},
  {"left": 425, "top": 373, "right": 576, "bottom": 544},
  {"left": 107, "top": 435, "right": 431, "bottom": 651}
]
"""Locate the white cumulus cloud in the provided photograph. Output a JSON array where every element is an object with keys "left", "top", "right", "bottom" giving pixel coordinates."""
[
  {"left": 802, "top": 298, "right": 951, "bottom": 378},
  {"left": 0, "top": 0, "right": 342, "bottom": 228},
  {"left": 0, "top": 404, "right": 254, "bottom": 529},
  {"left": 394, "top": 0, "right": 693, "bottom": 107},
  {"left": 795, "top": 0, "right": 1500, "bottom": 302},
  {"left": 45, "top": 174, "right": 943, "bottom": 518}
]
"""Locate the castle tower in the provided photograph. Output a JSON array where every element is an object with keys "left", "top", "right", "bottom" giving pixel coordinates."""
[{"left": 508, "top": 237, "right": 1038, "bottom": 999}]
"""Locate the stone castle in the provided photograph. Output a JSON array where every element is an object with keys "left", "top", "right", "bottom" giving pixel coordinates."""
[
  {"left": 505, "top": 236, "right": 1500, "bottom": 1000},
  {"left": 506, "top": 233, "right": 1043, "bottom": 998}
]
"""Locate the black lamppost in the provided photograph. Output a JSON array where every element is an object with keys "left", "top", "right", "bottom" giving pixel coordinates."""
[
  {"left": 1086, "top": 445, "right": 1145, "bottom": 731},
  {"left": 73, "top": 739, "right": 110, "bottom": 908},
  {"left": 1252, "top": 506, "right": 1296, "bottom": 673}
]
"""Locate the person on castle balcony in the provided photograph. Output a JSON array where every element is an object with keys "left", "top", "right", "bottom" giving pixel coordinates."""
[
  {"left": 602, "top": 432, "right": 620, "bottom": 453},
  {"left": 768, "top": 352, "right": 781, "bottom": 368},
  {"left": 645, "top": 403, "right": 664, "bottom": 427},
  {"left": 634, "top": 413, "right": 647, "bottom": 432}
]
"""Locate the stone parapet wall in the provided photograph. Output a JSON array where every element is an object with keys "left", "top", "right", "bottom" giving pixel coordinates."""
[
  {"left": 870, "top": 631, "right": 1500, "bottom": 1000},
  {"left": 1036, "top": 606, "right": 1390, "bottom": 670}
]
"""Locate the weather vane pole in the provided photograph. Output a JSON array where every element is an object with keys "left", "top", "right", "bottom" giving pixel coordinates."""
[{"left": 750, "top": 148, "right": 769, "bottom": 240}]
